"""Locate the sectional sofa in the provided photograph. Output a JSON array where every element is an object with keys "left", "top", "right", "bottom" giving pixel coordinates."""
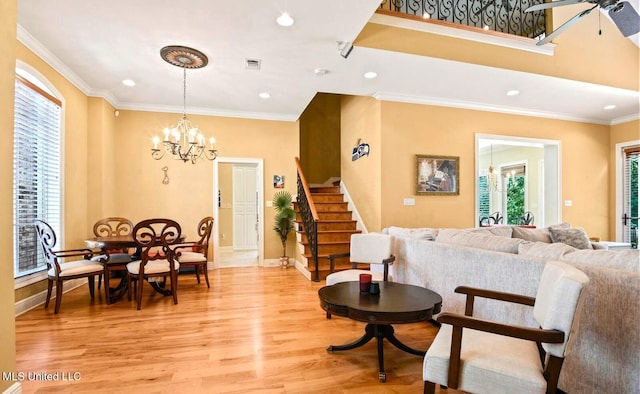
[{"left": 382, "top": 225, "right": 639, "bottom": 394}]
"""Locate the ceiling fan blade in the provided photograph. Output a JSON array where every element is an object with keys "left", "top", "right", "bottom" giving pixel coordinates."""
[
  {"left": 525, "top": 0, "right": 586, "bottom": 13},
  {"left": 536, "top": 5, "right": 597, "bottom": 45},
  {"left": 609, "top": 1, "right": 640, "bottom": 37}
]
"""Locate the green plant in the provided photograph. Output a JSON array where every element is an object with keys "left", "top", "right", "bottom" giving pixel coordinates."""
[{"left": 273, "top": 190, "right": 296, "bottom": 257}]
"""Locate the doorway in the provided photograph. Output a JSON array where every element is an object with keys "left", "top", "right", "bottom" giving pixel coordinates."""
[
  {"left": 213, "top": 157, "right": 264, "bottom": 268},
  {"left": 475, "top": 134, "right": 561, "bottom": 228}
]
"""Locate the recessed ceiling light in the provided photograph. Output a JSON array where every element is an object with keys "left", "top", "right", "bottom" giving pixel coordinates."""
[
  {"left": 506, "top": 90, "right": 519, "bottom": 96},
  {"left": 604, "top": 104, "right": 616, "bottom": 110},
  {"left": 423, "top": 12, "right": 431, "bottom": 19},
  {"left": 276, "top": 12, "right": 294, "bottom": 27},
  {"left": 259, "top": 92, "right": 271, "bottom": 99},
  {"left": 122, "top": 79, "right": 136, "bottom": 87},
  {"left": 364, "top": 71, "right": 377, "bottom": 79},
  {"left": 483, "top": 25, "right": 490, "bottom": 30},
  {"left": 314, "top": 68, "right": 329, "bottom": 76}
]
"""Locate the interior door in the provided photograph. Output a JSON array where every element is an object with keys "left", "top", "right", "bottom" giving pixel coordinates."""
[{"left": 233, "top": 164, "right": 258, "bottom": 251}]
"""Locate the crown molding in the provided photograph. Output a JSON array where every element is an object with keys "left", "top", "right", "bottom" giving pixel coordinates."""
[{"left": 115, "top": 103, "right": 299, "bottom": 122}]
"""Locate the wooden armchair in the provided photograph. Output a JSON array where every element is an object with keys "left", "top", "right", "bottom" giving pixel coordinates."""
[
  {"left": 173, "top": 216, "right": 214, "bottom": 288},
  {"left": 35, "top": 220, "right": 104, "bottom": 314},
  {"left": 423, "top": 260, "right": 589, "bottom": 394}
]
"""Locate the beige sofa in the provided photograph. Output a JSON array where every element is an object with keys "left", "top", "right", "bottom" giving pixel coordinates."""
[{"left": 383, "top": 225, "right": 640, "bottom": 394}]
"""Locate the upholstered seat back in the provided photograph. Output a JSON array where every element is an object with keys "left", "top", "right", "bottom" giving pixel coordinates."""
[
  {"left": 533, "top": 260, "right": 590, "bottom": 357},
  {"left": 349, "top": 233, "right": 393, "bottom": 264}
]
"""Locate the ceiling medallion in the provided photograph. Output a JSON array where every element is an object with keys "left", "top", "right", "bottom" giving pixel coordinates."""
[{"left": 160, "top": 45, "right": 208, "bottom": 69}]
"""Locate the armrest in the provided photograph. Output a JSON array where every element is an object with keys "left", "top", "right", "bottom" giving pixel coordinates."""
[
  {"left": 383, "top": 255, "right": 395, "bottom": 265},
  {"left": 455, "top": 285, "right": 535, "bottom": 316},
  {"left": 53, "top": 248, "right": 97, "bottom": 260},
  {"left": 438, "top": 312, "right": 564, "bottom": 390},
  {"left": 438, "top": 312, "right": 564, "bottom": 343},
  {"left": 327, "top": 252, "right": 350, "bottom": 273},
  {"left": 172, "top": 242, "right": 199, "bottom": 252}
]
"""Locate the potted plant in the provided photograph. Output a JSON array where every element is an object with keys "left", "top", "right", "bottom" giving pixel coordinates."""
[{"left": 273, "top": 190, "right": 296, "bottom": 268}]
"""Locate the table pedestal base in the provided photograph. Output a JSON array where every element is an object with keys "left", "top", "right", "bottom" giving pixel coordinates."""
[{"left": 327, "top": 323, "right": 425, "bottom": 382}]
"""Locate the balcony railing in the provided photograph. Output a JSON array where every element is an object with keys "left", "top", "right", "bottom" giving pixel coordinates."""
[{"left": 378, "top": 0, "right": 546, "bottom": 40}]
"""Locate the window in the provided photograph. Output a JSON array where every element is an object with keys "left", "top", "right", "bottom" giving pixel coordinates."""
[
  {"left": 501, "top": 164, "right": 526, "bottom": 225},
  {"left": 13, "top": 69, "right": 62, "bottom": 278},
  {"left": 623, "top": 146, "right": 639, "bottom": 247}
]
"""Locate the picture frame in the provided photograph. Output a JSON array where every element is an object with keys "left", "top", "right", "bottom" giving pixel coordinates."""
[
  {"left": 416, "top": 155, "right": 459, "bottom": 195},
  {"left": 273, "top": 175, "right": 284, "bottom": 188}
]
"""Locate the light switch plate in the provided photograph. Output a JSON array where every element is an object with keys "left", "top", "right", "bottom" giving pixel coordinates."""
[{"left": 403, "top": 198, "right": 415, "bottom": 206}]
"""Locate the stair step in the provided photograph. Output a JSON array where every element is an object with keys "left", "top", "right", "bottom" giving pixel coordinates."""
[
  {"left": 310, "top": 193, "right": 345, "bottom": 202},
  {"left": 296, "top": 211, "right": 352, "bottom": 221},
  {"left": 300, "top": 241, "right": 350, "bottom": 255},
  {"left": 309, "top": 186, "right": 341, "bottom": 194},
  {"left": 294, "top": 201, "right": 348, "bottom": 212},
  {"left": 298, "top": 229, "right": 361, "bottom": 243}
]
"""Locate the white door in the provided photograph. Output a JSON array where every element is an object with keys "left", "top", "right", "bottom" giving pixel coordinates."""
[{"left": 233, "top": 164, "right": 258, "bottom": 251}]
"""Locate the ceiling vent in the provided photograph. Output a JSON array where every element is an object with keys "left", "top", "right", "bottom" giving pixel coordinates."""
[{"left": 245, "top": 59, "right": 261, "bottom": 70}]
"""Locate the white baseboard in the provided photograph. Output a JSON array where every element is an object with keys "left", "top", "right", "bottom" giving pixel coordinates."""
[
  {"left": 2, "top": 382, "right": 22, "bottom": 394},
  {"left": 15, "top": 278, "right": 85, "bottom": 317}
]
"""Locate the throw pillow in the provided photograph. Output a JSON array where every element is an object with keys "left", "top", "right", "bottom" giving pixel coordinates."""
[
  {"left": 387, "top": 226, "right": 438, "bottom": 240},
  {"left": 512, "top": 226, "right": 552, "bottom": 243},
  {"left": 549, "top": 227, "right": 592, "bottom": 249}
]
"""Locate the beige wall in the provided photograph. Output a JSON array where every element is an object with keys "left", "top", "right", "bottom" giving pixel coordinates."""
[
  {"left": 340, "top": 99, "right": 614, "bottom": 237},
  {"left": 340, "top": 96, "right": 383, "bottom": 231},
  {"left": 1, "top": 0, "right": 17, "bottom": 389},
  {"left": 111, "top": 110, "right": 299, "bottom": 261},
  {"left": 299, "top": 93, "right": 341, "bottom": 184},
  {"left": 360, "top": 9, "right": 639, "bottom": 90}
]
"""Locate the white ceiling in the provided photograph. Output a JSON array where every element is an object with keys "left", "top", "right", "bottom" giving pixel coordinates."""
[{"left": 16, "top": 0, "right": 640, "bottom": 125}]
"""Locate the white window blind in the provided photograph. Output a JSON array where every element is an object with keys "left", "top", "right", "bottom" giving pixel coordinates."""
[
  {"left": 623, "top": 146, "right": 639, "bottom": 245},
  {"left": 13, "top": 74, "right": 62, "bottom": 278}
]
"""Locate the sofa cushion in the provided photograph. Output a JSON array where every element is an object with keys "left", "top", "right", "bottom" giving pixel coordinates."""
[
  {"left": 511, "top": 222, "right": 571, "bottom": 243},
  {"left": 436, "top": 228, "right": 525, "bottom": 254},
  {"left": 386, "top": 226, "right": 438, "bottom": 240},
  {"left": 467, "top": 226, "right": 513, "bottom": 238},
  {"left": 559, "top": 249, "right": 639, "bottom": 272},
  {"left": 549, "top": 227, "right": 592, "bottom": 249},
  {"left": 518, "top": 241, "right": 577, "bottom": 259}
]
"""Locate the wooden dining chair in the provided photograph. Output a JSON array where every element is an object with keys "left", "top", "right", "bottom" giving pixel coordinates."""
[
  {"left": 174, "top": 216, "right": 214, "bottom": 288},
  {"left": 126, "top": 218, "right": 182, "bottom": 310},
  {"left": 91, "top": 217, "right": 134, "bottom": 302},
  {"left": 35, "top": 220, "right": 105, "bottom": 314}
]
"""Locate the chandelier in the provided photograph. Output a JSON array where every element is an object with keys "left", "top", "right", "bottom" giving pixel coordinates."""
[{"left": 151, "top": 46, "right": 217, "bottom": 164}]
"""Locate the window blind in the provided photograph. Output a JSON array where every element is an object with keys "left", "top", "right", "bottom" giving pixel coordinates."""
[{"left": 13, "top": 75, "right": 62, "bottom": 278}]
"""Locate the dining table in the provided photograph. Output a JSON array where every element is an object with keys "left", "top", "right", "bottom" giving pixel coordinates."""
[{"left": 85, "top": 235, "right": 184, "bottom": 303}]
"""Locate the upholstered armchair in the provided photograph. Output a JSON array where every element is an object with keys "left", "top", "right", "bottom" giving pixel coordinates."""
[
  {"left": 174, "top": 216, "right": 214, "bottom": 288},
  {"left": 423, "top": 260, "right": 589, "bottom": 394}
]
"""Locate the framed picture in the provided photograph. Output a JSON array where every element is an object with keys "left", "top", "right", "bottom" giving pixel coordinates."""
[
  {"left": 416, "top": 155, "right": 459, "bottom": 195},
  {"left": 273, "top": 175, "right": 284, "bottom": 188}
]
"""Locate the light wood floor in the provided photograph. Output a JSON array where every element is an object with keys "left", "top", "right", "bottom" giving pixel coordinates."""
[{"left": 15, "top": 267, "right": 459, "bottom": 393}]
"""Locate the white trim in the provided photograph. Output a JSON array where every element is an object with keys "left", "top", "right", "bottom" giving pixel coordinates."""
[
  {"left": 116, "top": 103, "right": 299, "bottom": 122},
  {"left": 373, "top": 92, "right": 617, "bottom": 126},
  {"left": 2, "top": 382, "right": 21, "bottom": 394},
  {"left": 213, "top": 157, "right": 264, "bottom": 269},
  {"left": 369, "top": 13, "right": 555, "bottom": 56},
  {"left": 615, "top": 139, "right": 640, "bottom": 241},
  {"left": 15, "top": 278, "right": 85, "bottom": 316},
  {"left": 339, "top": 181, "right": 368, "bottom": 233}
]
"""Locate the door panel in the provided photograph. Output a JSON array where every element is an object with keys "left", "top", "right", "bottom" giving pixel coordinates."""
[{"left": 233, "top": 165, "right": 258, "bottom": 250}]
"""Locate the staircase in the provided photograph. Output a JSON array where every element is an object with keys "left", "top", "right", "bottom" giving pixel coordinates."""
[{"left": 294, "top": 185, "right": 360, "bottom": 281}]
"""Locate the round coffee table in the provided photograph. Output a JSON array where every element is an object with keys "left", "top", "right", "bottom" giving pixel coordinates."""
[{"left": 318, "top": 281, "right": 442, "bottom": 382}]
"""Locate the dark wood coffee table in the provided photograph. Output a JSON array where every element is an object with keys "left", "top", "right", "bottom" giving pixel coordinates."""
[{"left": 318, "top": 281, "right": 442, "bottom": 382}]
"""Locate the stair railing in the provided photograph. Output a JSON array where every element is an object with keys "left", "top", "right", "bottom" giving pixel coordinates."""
[{"left": 295, "top": 157, "right": 320, "bottom": 281}]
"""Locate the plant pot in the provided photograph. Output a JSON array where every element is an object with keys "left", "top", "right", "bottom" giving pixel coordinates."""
[{"left": 279, "top": 256, "right": 289, "bottom": 269}]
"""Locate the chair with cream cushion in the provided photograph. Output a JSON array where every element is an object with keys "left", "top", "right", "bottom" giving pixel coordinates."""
[
  {"left": 325, "top": 233, "right": 395, "bottom": 316},
  {"left": 423, "top": 260, "right": 589, "bottom": 394},
  {"left": 126, "top": 218, "right": 182, "bottom": 310},
  {"left": 35, "top": 219, "right": 105, "bottom": 314},
  {"left": 174, "top": 216, "right": 213, "bottom": 287}
]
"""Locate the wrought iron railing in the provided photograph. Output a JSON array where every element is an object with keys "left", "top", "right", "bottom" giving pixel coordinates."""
[
  {"left": 378, "top": 0, "right": 545, "bottom": 39},
  {"left": 295, "top": 157, "right": 320, "bottom": 281}
]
